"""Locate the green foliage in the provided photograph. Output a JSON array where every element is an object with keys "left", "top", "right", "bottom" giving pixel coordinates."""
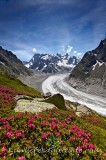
[{"left": 43, "top": 94, "right": 66, "bottom": 110}]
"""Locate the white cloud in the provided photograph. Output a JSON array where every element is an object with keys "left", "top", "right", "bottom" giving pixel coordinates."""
[
  {"left": 61, "top": 46, "right": 83, "bottom": 57},
  {"left": 66, "top": 45, "right": 73, "bottom": 53},
  {"left": 60, "top": 45, "right": 73, "bottom": 54},
  {"left": 33, "top": 48, "right": 37, "bottom": 52},
  {"left": 73, "top": 51, "right": 77, "bottom": 54},
  {"left": 73, "top": 50, "right": 82, "bottom": 56},
  {"left": 77, "top": 52, "right": 82, "bottom": 56}
]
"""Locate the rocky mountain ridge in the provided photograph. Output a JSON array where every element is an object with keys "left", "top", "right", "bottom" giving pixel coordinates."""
[{"left": 69, "top": 38, "right": 106, "bottom": 97}]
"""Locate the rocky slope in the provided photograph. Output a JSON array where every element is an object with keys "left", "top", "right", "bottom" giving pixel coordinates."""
[
  {"left": 0, "top": 46, "right": 31, "bottom": 75},
  {"left": 69, "top": 38, "right": 106, "bottom": 97},
  {"left": 25, "top": 53, "right": 80, "bottom": 73}
]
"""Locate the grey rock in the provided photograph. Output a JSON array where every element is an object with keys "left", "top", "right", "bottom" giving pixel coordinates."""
[{"left": 15, "top": 98, "right": 56, "bottom": 113}]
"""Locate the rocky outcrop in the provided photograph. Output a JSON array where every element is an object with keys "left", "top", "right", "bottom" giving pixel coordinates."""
[
  {"left": 69, "top": 39, "right": 106, "bottom": 97},
  {"left": 15, "top": 95, "right": 91, "bottom": 116},
  {"left": 0, "top": 46, "right": 31, "bottom": 75},
  {"left": 15, "top": 98, "right": 56, "bottom": 113}
]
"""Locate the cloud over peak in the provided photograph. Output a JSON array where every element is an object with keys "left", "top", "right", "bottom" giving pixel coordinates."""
[{"left": 33, "top": 48, "right": 37, "bottom": 52}]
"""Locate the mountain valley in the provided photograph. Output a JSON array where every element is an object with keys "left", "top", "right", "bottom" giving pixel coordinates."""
[{"left": 0, "top": 40, "right": 106, "bottom": 159}]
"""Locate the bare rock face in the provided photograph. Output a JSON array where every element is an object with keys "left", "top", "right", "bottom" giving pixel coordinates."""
[
  {"left": 0, "top": 46, "right": 31, "bottom": 76},
  {"left": 69, "top": 38, "right": 106, "bottom": 97}
]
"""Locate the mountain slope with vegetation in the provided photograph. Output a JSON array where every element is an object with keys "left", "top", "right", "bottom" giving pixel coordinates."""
[
  {"left": 0, "top": 84, "right": 106, "bottom": 159},
  {"left": 0, "top": 72, "right": 106, "bottom": 159},
  {"left": 0, "top": 46, "right": 31, "bottom": 76},
  {"left": 0, "top": 72, "right": 42, "bottom": 97}
]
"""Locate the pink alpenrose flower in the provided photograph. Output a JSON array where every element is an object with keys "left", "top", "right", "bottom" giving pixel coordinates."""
[
  {"left": 89, "top": 144, "right": 95, "bottom": 150},
  {"left": 103, "top": 153, "right": 106, "bottom": 157},
  {"left": 76, "top": 146, "right": 82, "bottom": 153},
  {"left": 60, "top": 140, "right": 63, "bottom": 145},
  {"left": 16, "top": 131, "right": 22, "bottom": 138},
  {"left": 70, "top": 136, "right": 75, "bottom": 141},
  {"left": 17, "top": 156, "right": 26, "bottom": 160},
  {"left": 84, "top": 139, "right": 89, "bottom": 143},
  {"left": 28, "top": 123, "right": 36, "bottom": 129},
  {"left": 42, "top": 133, "right": 47, "bottom": 140},
  {"left": 6, "top": 131, "right": 13, "bottom": 138},
  {"left": 2, "top": 146, "right": 7, "bottom": 152}
]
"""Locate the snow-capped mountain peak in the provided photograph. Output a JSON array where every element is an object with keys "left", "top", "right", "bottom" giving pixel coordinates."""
[{"left": 25, "top": 53, "right": 80, "bottom": 73}]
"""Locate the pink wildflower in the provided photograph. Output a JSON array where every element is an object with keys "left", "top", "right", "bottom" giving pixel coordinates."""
[
  {"left": 28, "top": 123, "right": 36, "bottom": 129},
  {"left": 2, "top": 146, "right": 7, "bottom": 152},
  {"left": 84, "top": 139, "right": 89, "bottom": 143},
  {"left": 6, "top": 131, "right": 13, "bottom": 138},
  {"left": 3, "top": 156, "right": 7, "bottom": 160},
  {"left": 63, "top": 123, "right": 67, "bottom": 128},
  {"left": 77, "top": 133, "right": 82, "bottom": 138},
  {"left": 87, "top": 133, "right": 91, "bottom": 137},
  {"left": 103, "top": 153, "right": 106, "bottom": 157},
  {"left": 67, "top": 116, "right": 71, "bottom": 122},
  {"left": 57, "top": 130, "right": 61, "bottom": 136},
  {"left": 16, "top": 131, "right": 22, "bottom": 138},
  {"left": 86, "top": 132, "right": 91, "bottom": 140},
  {"left": 17, "top": 156, "right": 26, "bottom": 160},
  {"left": 89, "top": 144, "right": 95, "bottom": 150},
  {"left": 76, "top": 146, "right": 82, "bottom": 153},
  {"left": 53, "top": 132, "right": 57, "bottom": 136},
  {"left": 7, "top": 116, "right": 13, "bottom": 121},
  {"left": 52, "top": 118, "right": 57, "bottom": 121},
  {"left": 29, "top": 141, "right": 33, "bottom": 146},
  {"left": 70, "top": 136, "right": 75, "bottom": 141},
  {"left": 82, "top": 144, "right": 87, "bottom": 149},
  {"left": 47, "top": 131, "right": 51, "bottom": 136},
  {"left": 60, "top": 140, "right": 63, "bottom": 145},
  {"left": 42, "top": 121, "right": 48, "bottom": 127},
  {"left": 42, "top": 133, "right": 47, "bottom": 140},
  {"left": 50, "top": 121, "right": 58, "bottom": 129}
]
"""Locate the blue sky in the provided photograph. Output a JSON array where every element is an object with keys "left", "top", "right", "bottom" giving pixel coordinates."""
[{"left": 0, "top": 0, "right": 106, "bottom": 61}]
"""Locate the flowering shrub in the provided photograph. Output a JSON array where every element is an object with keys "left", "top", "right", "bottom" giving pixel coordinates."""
[
  {"left": 81, "top": 113, "right": 106, "bottom": 129},
  {"left": 0, "top": 107, "right": 106, "bottom": 159},
  {"left": 0, "top": 85, "right": 106, "bottom": 159},
  {"left": 0, "top": 85, "right": 17, "bottom": 109}
]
